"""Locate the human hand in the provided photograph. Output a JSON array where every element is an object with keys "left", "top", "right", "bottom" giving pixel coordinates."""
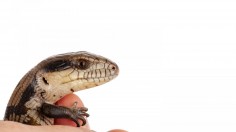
[{"left": 1, "top": 94, "right": 127, "bottom": 132}]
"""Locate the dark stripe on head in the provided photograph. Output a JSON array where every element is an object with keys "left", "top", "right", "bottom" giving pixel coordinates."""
[{"left": 44, "top": 59, "right": 72, "bottom": 72}]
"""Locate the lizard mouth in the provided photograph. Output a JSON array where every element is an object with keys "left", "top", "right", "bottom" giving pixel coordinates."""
[
  {"left": 63, "top": 67, "right": 119, "bottom": 91},
  {"left": 41, "top": 62, "right": 119, "bottom": 92},
  {"left": 59, "top": 66, "right": 118, "bottom": 84}
]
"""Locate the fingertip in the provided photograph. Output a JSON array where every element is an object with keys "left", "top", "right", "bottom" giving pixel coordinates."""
[
  {"left": 108, "top": 129, "right": 128, "bottom": 132},
  {"left": 54, "top": 94, "right": 89, "bottom": 129},
  {"left": 55, "top": 94, "right": 84, "bottom": 107}
]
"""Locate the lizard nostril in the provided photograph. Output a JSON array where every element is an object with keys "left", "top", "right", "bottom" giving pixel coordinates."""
[
  {"left": 112, "top": 66, "right": 116, "bottom": 70},
  {"left": 111, "top": 64, "right": 119, "bottom": 75}
]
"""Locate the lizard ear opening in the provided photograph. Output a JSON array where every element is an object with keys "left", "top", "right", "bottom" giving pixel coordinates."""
[{"left": 42, "top": 77, "right": 49, "bottom": 85}]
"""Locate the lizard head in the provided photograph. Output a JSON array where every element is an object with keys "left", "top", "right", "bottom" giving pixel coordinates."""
[{"left": 36, "top": 51, "right": 119, "bottom": 102}]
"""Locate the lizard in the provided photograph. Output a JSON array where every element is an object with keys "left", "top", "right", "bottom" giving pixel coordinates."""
[{"left": 4, "top": 51, "right": 119, "bottom": 127}]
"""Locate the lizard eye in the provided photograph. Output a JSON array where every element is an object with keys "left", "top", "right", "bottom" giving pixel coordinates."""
[{"left": 77, "top": 59, "right": 90, "bottom": 70}]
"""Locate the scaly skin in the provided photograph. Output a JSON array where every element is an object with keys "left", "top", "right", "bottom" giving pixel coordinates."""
[{"left": 4, "top": 51, "right": 119, "bottom": 127}]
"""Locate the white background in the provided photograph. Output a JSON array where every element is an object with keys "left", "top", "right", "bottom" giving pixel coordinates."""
[{"left": 0, "top": 1, "right": 236, "bottom": 132}]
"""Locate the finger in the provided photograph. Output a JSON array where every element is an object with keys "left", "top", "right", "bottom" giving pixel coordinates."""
[
  {"left": 54, "top": 94, "right": 89, "bottom": 129},
  {"left": 37, "top": 124, "right": 91, "bottom": 132},
  {"left": 0, "top": 121, "right": 91, "bottom": 132}
]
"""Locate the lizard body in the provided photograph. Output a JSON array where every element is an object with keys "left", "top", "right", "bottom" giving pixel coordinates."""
[{"left": 4, "top": 51, "right": 119, "bottom": 127}]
